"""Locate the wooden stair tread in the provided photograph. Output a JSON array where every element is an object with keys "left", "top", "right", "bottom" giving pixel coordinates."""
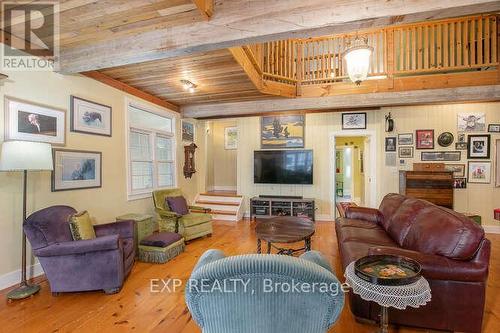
[
  {"left": 195, "top": 200, "right": 240, "bottom": 206},
  {"left": 191, "top": 209, "right": 237, "bottom": 216},
  {"left": 200, "top": 192, "right": 242, "bottom": 198}
]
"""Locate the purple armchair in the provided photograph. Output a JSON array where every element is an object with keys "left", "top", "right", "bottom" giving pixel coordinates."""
[{"left": 23, "top": 205, "right": 135, "bottom": 295}]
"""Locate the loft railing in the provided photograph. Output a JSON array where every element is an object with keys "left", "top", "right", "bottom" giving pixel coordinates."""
[{"left": 245, "top": 14, "right": 498, "bottom": 88}]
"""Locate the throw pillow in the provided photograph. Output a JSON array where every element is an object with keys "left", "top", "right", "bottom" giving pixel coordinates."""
[
  {"left": 69, "top": 211, "right": 96, "bottom": 241},
  {"left": 166, "top": 196, "right": 189, "bottom": 215}
]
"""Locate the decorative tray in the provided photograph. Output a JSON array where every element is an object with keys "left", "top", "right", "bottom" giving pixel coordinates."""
[{"left": 354, "top": 255, "right": 422, "bottom": 286}]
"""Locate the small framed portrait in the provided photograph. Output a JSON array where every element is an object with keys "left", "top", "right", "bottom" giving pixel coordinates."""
[
  {"left": 457, "top": 133, "right": 466, "bottom": 143},
  {"left": 52, "top": 149, "right": 102, "bottom": 191},
  {"left": 70, "top": 96, "right": 112, "bottom": 137},
  {"left": 453, "top": 178, "right": 467, "bottom": 189},
  {"left": 342, "top": 112, "right": 366, "bottom": 130},
  {"left": 488, "top": 124, "right": 500, "bottom": 133},
  {"left": 468, "top": 161, "right": 491, "bottom": 184},
  {"left": 455, "top": 142, "right": 468, "bottom": 150},
  {"left": 4, "top": 96, "right": 65, "bottom": 145},
  {"left": 416, "top": 129, "right": 434, "bottom": 149},
  {"left": 445, "top": 164, "right": 466, "bottom": 178},
  {"left": 467, "top": 134, "right": 490, "bottom": 159},
  {"left": 385, "top": 137, "right": 396, "bottom": 152},
  {"left": 224, "top": 127, "right": 238, "bottom": 150},
  {"left": 398, "top": 133, "right": 413, "bottom": 145},
  {"left": 182, "top": 121, "right": 195, "bottom": 142},
  {"left": 398, "top": 146, "right": 414, "bottom": 158}
]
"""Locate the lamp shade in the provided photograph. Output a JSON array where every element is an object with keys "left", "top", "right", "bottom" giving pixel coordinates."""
[
  {"left": 0, "top": 141, "right": 53, "bottom": 171},
  {"left": 343, "top": 37, "right": 373, "bottom": 85}
]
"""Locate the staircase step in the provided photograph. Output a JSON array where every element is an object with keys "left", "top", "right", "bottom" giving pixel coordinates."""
[
  {"left": 196, "top": 200, "right": 240, "bottom": 206},
  {"left": 192, "top": 209, "right": 237, "bottom": 216},
  {"left": 200, "top": 192, "right": 242, "bottom": 198}
]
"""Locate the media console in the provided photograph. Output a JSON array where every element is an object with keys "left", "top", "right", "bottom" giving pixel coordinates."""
[{"left": 250, "top": 196, "right": 315, "bottom": 221}]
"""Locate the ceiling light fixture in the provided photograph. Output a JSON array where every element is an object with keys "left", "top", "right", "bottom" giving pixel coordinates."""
[
  {"left": 343, "top": 35, "right": 373, "bottom": 85},
  {"left": 180, "top": 79, "right": 197, "bottom": 93}
]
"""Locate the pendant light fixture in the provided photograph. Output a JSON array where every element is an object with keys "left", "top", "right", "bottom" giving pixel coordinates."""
[{"left": 343, "top": 35, "right": 373, "bottom": 85}]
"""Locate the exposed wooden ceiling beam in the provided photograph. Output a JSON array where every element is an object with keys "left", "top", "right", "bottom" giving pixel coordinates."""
[
  {"left": 191, "top": 0, "right": 214, "bottom": 20},
  {"left": 181, "top": 85, "right": 500, "bottom": 118},
  {"left": 59, "top": 0, "right": 500, "bottom": 73},
  {"left": 82, "top": 71, "right": 180, "bottom": 112}
]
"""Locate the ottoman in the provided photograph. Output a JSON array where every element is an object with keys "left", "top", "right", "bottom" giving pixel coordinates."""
[{"left": 138, "top": 232, "right": 185, "bottom": 264}]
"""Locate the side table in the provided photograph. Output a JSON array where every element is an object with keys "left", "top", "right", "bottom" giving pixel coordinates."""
[
  {"left": 116, "top": 213, "right": 154, "bottom": 255},
  {"left": 344, "top": 261, "right": 431, "bottom": 333}
]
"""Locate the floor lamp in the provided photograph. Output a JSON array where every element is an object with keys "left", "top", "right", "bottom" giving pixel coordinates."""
[{"left": 0, "top": 141, "right": 53, "bottom": 300}]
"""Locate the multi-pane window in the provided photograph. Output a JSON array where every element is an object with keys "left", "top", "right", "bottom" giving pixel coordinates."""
[{"left": 127, "top": 103, "right": 176, "bottom": 198}]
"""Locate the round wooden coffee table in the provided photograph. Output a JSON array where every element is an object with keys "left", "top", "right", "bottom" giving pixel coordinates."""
[{"left": 255, "top": 216, "right": 315, "bottom": 255}]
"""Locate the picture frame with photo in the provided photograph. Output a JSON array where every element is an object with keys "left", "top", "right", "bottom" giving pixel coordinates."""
[
  {"left": 455, "top": 142, "right": 468, "bottom": 150},
  {"left": 224, "top": 126, "right": 238, "bottom": 150},
  {"left": 445, "top": 164, "right": 466, "bottom": 178},
  {"left": 342, "top": 112, "right": 366, "bottom": 130},
  {"left": 398, "top": 146, "right": 414, "bottom": 158},
  {"left": 453, "top": 178, "right": 467, "bottom": 189},
  {"left": 4, "top": 96, "right": 65, "bottom": 145},
  {"left": 52, "top": 149, "right": 102, "bottom": 192},
  {"left": 488, "top": 124, "right": 500, "bottom": 133},
  {"left": 70, "top": 96, "right": 112, "bottom": 137},
  {"left": 182, "top": 121, "right": 195, "bottom": 142},
  {"left": 416, "top": 129, "right": 434, "bottom": 149},
  {"left": 457, "top": 113, "right": 486, "bottom": 132},
  {"left": 398, "top": 133, "right": 413, "bottom": 145},
  {"left": 385, "top": 137, "right": 396, "bottom": 152},
  {"left": 421, "top": 151, "right": 461, "bottom": 161},
  {"left": 467, "top": 134, "right": 490, "bottom": 159},
  {"left": 468, "top": 161, "right": 491, "bottom": 184}
]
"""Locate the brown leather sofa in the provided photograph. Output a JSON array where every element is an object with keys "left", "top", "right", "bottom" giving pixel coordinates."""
[{"left": 336, "top": 193, "right": 490, "bottom": 333}]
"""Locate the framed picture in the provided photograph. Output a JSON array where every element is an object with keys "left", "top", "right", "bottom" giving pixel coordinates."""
[
  {"left": 342, "top": 112, "right": 366, "bottom": 130},
  {"left": 4, "top": 96, "right": 65, "bottom": 145},
  {"left": 398, "top": 146, "right": 414, "bottom": 158},
  {"left": 52, "top": 149, "right": 102, "bottom": 191},
  {"left": 496, "top": 139, "right": 500, "bottom": 187},
  {"left": 385, "top": 137, "right": 396, "bottom": 152},
  {"left": 457, "top": 133, "right": 466, "bottom": 143},
  {"left": 416, "top": 129, "right": 434, "bottom": 149},
  {"left": 468, "top": 161, "right": 491, "bottom": 184},
  {"left": 488, "top": 124, "right": 500, "bottom": 133},
  {"left": 224, "top": 126, "right": 238, "bottom": 150},
  {"left": 455, "top": 142, "right": 468, "bottom": 150},
  {"left": 398, "top": 133, "right": 413, "bottom": 145},
  {"left": 453, "top": 178, "right": 467, "bottom": 189},
  {"left": 457, "top": 113, "right": 485, "bottom": 132},
  {"left": 261, "top": 115, "right": 304, "bottom": 149},
  {"left": 421, "top": 151, "right": 461, "bottom": 161},
  {"left": 445, "top": 164, "right": 466, "bottom": 178},
  {"left": 70, "top": 96, "right": 112, "bottom": 137},
  {"left": 182, "top": 121, "right": 194, "bottom": 142},
  {"left": 467, "top": 134, "right": 490, "bottom": 159}
]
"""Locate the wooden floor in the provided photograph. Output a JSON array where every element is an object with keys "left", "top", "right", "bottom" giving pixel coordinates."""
[{"left": 1, "top": 220, "right": 499, "bottom": 333}]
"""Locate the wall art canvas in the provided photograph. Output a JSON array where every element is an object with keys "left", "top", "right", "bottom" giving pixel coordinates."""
[
  {"left": 445, "top": 164, "right": 466, "bottom": 178},
  {"left": 399, "top": 146, "right": 414, "bottom": 158},
  {"left": 468, "top": 161, "right": 491, "bottom": 184},
  {"left": 342, "top": 112, "right": 366, "bottom": 130},
  {"left": 416, "top": 129, "right": 434, "bottom": 149},
  {"left": 70, "top": 96, "right": 112, "bottom": 137},
  {"left": 467, "top": 134, "right": 490, "bottom": 159},
  {"left": 453, "top": 178, "right": 467, "bottom": 189},
  {"left": 398, "top": 133, "right": 413, "bottom": 145},
  {"left": 182, "top": 121, "right": 195, "bottom": 142},
  {"left": 421, "top": 151, "right": 461, "bottom": 161},
  {"left": 52, "top": 149, "right": 102, "bottom": 191},
  {"left": 4, "top": 96, "right": 65, "bottom": 145},
  {"left": 385, "top": 137, "right": 396, "bottom": 152},
  {"left": 224, "top": 126, "right": 238, "bottom": 150},
  {"left": 261, "top": 115, "right": 304, "bottom": 148},
  {"left": 457, "top": 113, "right": 486, "bottom": 132}
]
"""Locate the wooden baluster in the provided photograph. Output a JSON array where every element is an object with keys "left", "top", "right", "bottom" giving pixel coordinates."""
[
  {"left": 471, "top": 19, "right": 476, "bottom": 66},
  {"left": 437, "top": 24, "right": 442, "bottom": 68},
  {"left": 450, "top": 22, "right": 455, "bottom": 67},
  {"left": 485, "top": 16, "right": 490, "bottom": 65},
  {"left": 492, "top": 16, "right": 497, "bottom": 64},
  {"left": 478, "top": 17, "right": 483, "bottom": 65},
  {"left": 424, "top": 25, "right": 429, "bottom": 70},
  {"left": 463, "top": 19, "right": 469, "bottom": 66},
  {"left": 430, "top": 25, "right": 435, "bottom": 68},
  {"left": 443, "top": 23, "right": 449, "bottom": 68},
  {"left": 456, "top": 21, "right": 462, "bottom": 66},
  {"left": 412, "top": 27, "right": 417, "bottom": 71},
  {"left": 417, "top": 26, "right": 423, "bottom": 70}
]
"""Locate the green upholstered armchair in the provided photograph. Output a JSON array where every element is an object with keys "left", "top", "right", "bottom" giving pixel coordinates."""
[{"left": 152, "top": 189, "right": 212, "bottom": 241}]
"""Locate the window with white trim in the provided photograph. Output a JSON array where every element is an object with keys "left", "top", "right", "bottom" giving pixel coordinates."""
[{"left": 127, "top": 102, "right": 176, "bottom": 199}]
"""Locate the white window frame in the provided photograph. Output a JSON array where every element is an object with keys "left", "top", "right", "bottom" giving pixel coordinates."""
[{"left": 125, "top": 98, "right": 177, "bottom": 201}]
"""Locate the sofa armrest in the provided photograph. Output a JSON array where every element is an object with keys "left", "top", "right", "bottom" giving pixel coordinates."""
[
  {"left": 156, "top": 208, "right": 181, "bottom": 219},
  {"left": 35, "top": 235, "right": 119, "bottom": 257},
  {"left": 299, "top": 251, "right": 333, "bottom": 272},
  {"left": 189, "top": 205, "right": 212, "bottom": 213},
  {"left": 94, "top": 220, "right": 135, "bottom": 238},
  {"left": 369, "top": 246, "right": 488, "bottom": 282},
  {"left": 192, "top": 249, "right": 226, "bottom": 272},
  {"left": 345, "top": 207, "right": 384, "bottom": 224}
]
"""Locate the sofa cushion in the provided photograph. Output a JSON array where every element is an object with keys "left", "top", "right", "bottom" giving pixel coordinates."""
[
  {"left": 337, "top": 226, "right": 398, "bottom": 247},
  {"left": 385, "top": 198, "right": 433, "bottom": 246},
  {"left": 336, "top": 218, "right": 381, "bottom": 230},
  {"left": 181, "top": 213, "right": 212, "bottom": 227},
  {"left": 68, "top": 211, "right": 96, "bottom": 241},
  {"left": 140, "top": 232, "right": 182, "bottom": 248},
  {"left": 166, "top": 196, "right": 189, "bottom": 215},
  {"left": 378, "top": 193, "right": 408, "bottom": 229},
  {"left": 403, "top": 206, "right": 485, "bottom": 260}
]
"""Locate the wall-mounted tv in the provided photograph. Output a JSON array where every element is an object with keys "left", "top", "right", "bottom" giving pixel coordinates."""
[{"left": 254, "top": 150, "right": 313, "bottom": 184}]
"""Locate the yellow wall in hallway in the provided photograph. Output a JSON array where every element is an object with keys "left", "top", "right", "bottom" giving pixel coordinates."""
[
  {"left": 206, "top": 120, "right": 237, "bottom": 189},
  {"left": 336, "top": 137, "right": 365, "bottom": 203}
]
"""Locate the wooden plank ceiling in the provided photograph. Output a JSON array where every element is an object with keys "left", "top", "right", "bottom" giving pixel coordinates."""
[{"left": 97, "top": 49, "right": 272, "bottom": 105}]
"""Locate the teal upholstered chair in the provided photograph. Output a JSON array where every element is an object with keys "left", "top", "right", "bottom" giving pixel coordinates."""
[
  {"left": 185, "top": 250, "right": 344, "bottom": 333},
  {"left": 153, "top": 188, "right": 212, "bottom": 241}
]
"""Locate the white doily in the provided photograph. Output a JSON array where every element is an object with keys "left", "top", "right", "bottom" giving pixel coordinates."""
[{"left": 344, "top": 261, "right": 431, "bottom": 310}]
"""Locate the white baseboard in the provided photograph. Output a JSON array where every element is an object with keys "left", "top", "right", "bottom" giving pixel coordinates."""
[
  {"left": 0, "top": 263, "right": 44, "bottom": 291},
  {"left": 212, "top": 186, "right": 237, "bottom": 191},
  {"left": 482, "top": 225, "right": 500, "bottom": 234}
]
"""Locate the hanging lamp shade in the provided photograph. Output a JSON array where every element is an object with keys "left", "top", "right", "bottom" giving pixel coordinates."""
[{"left": 344, "top": 36, "right": 373, "bottom": 85}]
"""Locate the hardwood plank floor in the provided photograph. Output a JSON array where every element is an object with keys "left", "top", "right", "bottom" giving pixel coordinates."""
[{"left": 1, "top": 220, "right": 499, "bottom": 333}]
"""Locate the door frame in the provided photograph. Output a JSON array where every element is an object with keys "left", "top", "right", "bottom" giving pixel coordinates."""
[{"left": 330, "top": 130, "right": 378, "bottom": 218}]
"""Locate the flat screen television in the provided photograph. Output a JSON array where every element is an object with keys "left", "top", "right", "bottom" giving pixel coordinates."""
[{"left": 254, "top": 150, "right": 313, "bottom": 184}]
